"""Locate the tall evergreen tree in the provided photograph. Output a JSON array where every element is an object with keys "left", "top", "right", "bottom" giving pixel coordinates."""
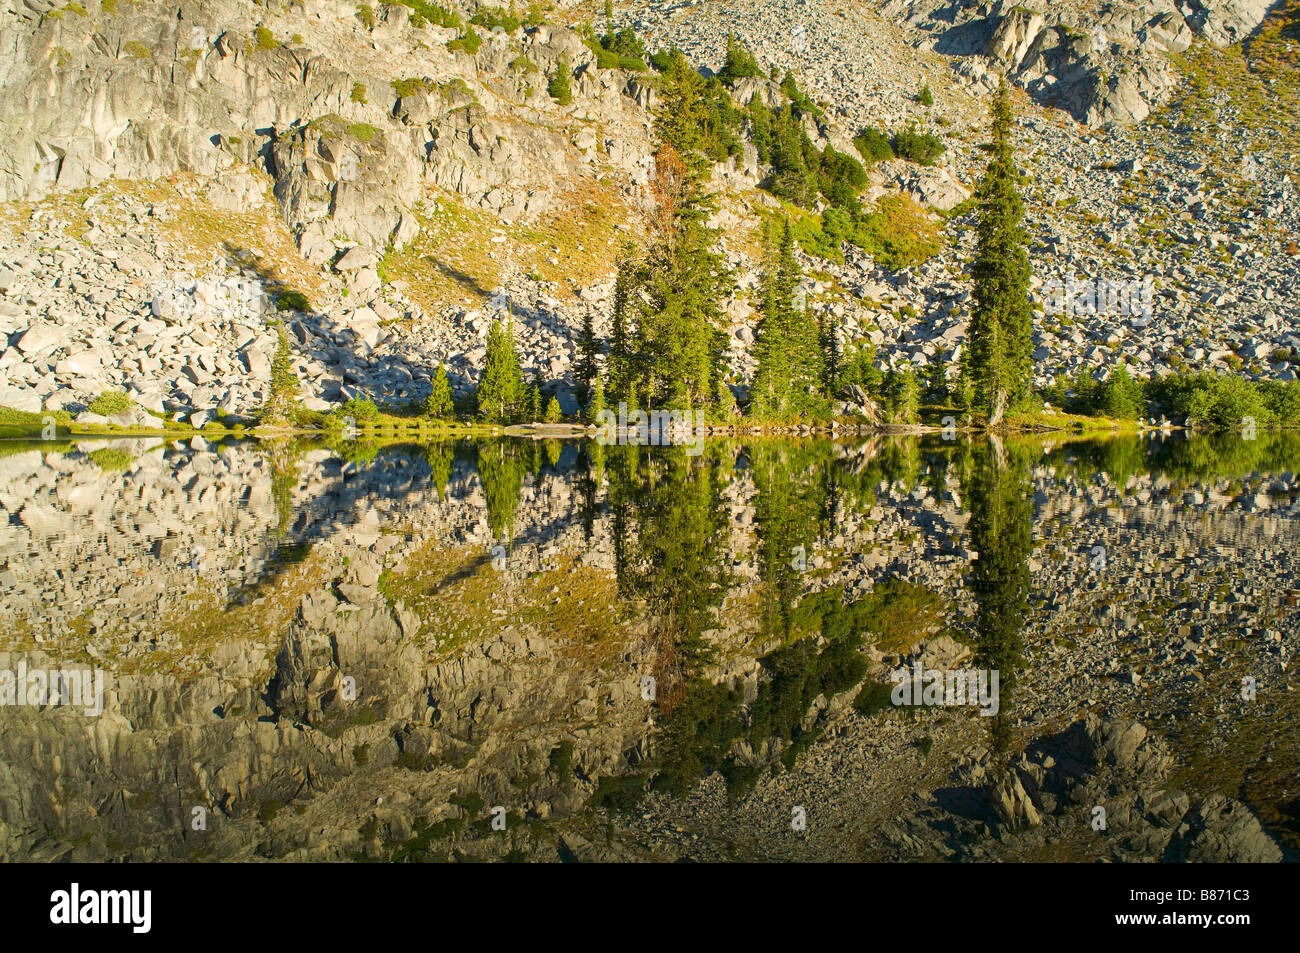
[
  {"left": 424, "top": 360, "right": 454, "bottom": 418},
  {"left": 524, "top": 378, "right": 542, "bottom": 422},
  {"left": 608, "top": 249, "right": 634, "bottom": 399},
  {"left": 654, "top": 52, "right": 716, "bottom": 178},
  {"left": 820, "top": 311, "right": 841, "bottom": 396},
  {"left": 887, "top": 369, "right": 920, "bottom": 425},
  {"left": 585, "top": 373, "right": 607, "bottom": 423},
  {"left": 260, "top": 326, "right": 299, "bottom": 423},
  {"left": 476, "top": 316, "right": 525, "bottom": 422},
  {"left": 612, "top": 143, "right": 731, "bottom": 410},
  {"left": 750, "top": 219, "right": 826, "bottom": 419},
  {"left": 576, "top": 310, "right": 599, "bottom": 404},
  {"left": 968, "top": 79, "right": 1033, "bottom": 425}
]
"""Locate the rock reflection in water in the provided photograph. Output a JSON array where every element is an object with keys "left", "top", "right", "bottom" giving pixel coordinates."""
[{"left": 0, "top": 432, "right": 1297, "bottom": 861}]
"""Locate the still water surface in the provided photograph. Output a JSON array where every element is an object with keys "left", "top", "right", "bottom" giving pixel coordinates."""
[{"left": 0, "top": 432, "right": 1296, "bottom": 861}]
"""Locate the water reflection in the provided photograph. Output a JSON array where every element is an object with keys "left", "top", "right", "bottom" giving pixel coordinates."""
[
  {"left": 963, "top": 436, "right": 1032, "bottom": 754},
  {"left": 0, "top": 431, "right": 1296, "bottom": 861}
]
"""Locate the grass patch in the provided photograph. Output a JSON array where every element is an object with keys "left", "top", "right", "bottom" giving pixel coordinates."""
[
  {"left": 86, "top": 390, "right": 132, "bottom": 416},
  {"left": 87, "top": 447, "right": 135, "bottom": 472}
]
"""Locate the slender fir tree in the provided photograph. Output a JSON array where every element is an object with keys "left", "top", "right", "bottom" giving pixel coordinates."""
[
  {"left": 608, "top": 250, "right": 635, "bottom": 400},
  {"left": 585, "top": 373, "right": 607, "bottom": 423},
  {"left": 750, "top": 219, "right": 826, "bottom": 419},
  {"left": 968, "top": 78, "right": 1033, "bottom": 425},
  {"left": 614, "top": 143, "right": 731, "bottom": 410},
  {"left": 575, "top": 310, "right": 599, "bottom": 405},
  {"left": 424, "top": 361, "right": 454, "bottom": 418},
  {"left": 476, "top": 317, "right": 525, "bottom": 422},
  {"left": 820, "top": 311, "right": 841, "bottom": 397},
  {"left": 260, "top": 326, "right": 299, "bottom": 423}
]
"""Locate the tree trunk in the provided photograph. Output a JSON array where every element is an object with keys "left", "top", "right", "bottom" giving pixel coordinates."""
[{"left": 989, "top": 387, "right": 1008, "bottom": 427}]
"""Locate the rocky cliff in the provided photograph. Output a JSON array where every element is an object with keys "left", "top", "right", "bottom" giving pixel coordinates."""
[{"left": 0, "top": 1, "right": 1297, "bottom": 432}]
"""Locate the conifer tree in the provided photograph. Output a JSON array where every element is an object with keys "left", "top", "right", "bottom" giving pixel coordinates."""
[
  {"left": 820, "top": 311, "right": 841, "bottom": 396},
  {"left": 424, "top": 360, "right": 454, "bottom": 418},
  {"left": 260, "top": 326, "right": 299, "bottom": 422},
  {"left": 750, "top": 219, "right": 825, "bottom": 419},
  {"left": 576, "top": 310, "right": 599, "bottom": 404},
  {"left": 476, "top": 317, "right": 525, "bottom": 422},
  {"left": 548, "top": 56, "right": 572, "bottom": 105},
  {"left": 614, "top": 143, "right": 730, "bottom": 410},
  {"left": 524, "top": 379, "right": 541, "bottom": 422},
  {"left": 654, "top": 53, "right": 718, "bottom": 179},
  {"left": 889, "top": 369, "right": 920, "bottom": 425},
  {"left": 586, "top": 373, "right": 607, "bottom": 423},
  {"left": 544, "top": 394, "right": 563, "bottom": 423},
  {"left": 715, "top": 377, "right": 737, "bottom": 420},
  {"left": 924, "top": 356, "right": 948, "bottom": 404},
  {"left": 608, "top": 250, "right": 634, "bottom": 398},
  {"left": 968, "top": 78, "right": 1033, "bottom": 425},
  {"left": 718, "top": 33, "right": 761, "bottom": 84},
  {"left": 963, "top": 437, "right": 1032, "bottom": 752}
]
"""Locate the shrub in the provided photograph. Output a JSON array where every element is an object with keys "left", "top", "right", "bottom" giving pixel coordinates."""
[
  {"left": 1260, "top": 379, "right": 1300, "bottom": 419},
  {"left": 356, "top": 4, "right": 375, "bottom": 29},
  {"left": 276, "top": 290, "right": 311, "bottom": 312},
  {"left": 508, "top": 54, "right": 538, "bottom": 73},
  {"left": 87, "top": 391, "right": 132, "bottom": 416},
  {"left": 255, "top": 26, "right": 279, "bottom": 50},
  {"left": 858, "top": 578, "right": 944, "bottom": 652},
  {"left": 917, "top": 82, "right": 933, "bottom": 106},
  {"left": 818, "top": 143, "right": 867, "bottom": 207},
  {"left": 853, "top": 678, "right": 893, "bottom": 717},
  {"left": 717, "top": 32, "right": 762, "bottom": 84},
  {"left": 339, "top": 396, "right": 381, "bottom": 421},
  {"left": 447, "top": 27, "right": 482, "bottom": 55},
  {"left": 856, "top": 194, "right": 944, "bottom": 270},
  {"left": 351, "top": 82, "right": 368, "bottom": 104},
  {"left": 648, "top": 49, "right": 674, "bottom": 72},
  {"left": 1148, "top": 372, "right": 1274, "bottom": 430},
  {"left": 853, "top": 127, "right": 894, "bottom": 165},
  {"left": 892, "top": 124, "right": 945, "bottom": 165},
  {"left": 391, "top": 77, "right": 429, "bottom": 97},
  {"left": 391, "top": 0, "right": 461, "bottom": 29},
  {"left": 548, "top": 56, "right": 572, "bottom": 104},
  {"left": 470, "top": 6, "right": 521, "bottom": 33}
]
